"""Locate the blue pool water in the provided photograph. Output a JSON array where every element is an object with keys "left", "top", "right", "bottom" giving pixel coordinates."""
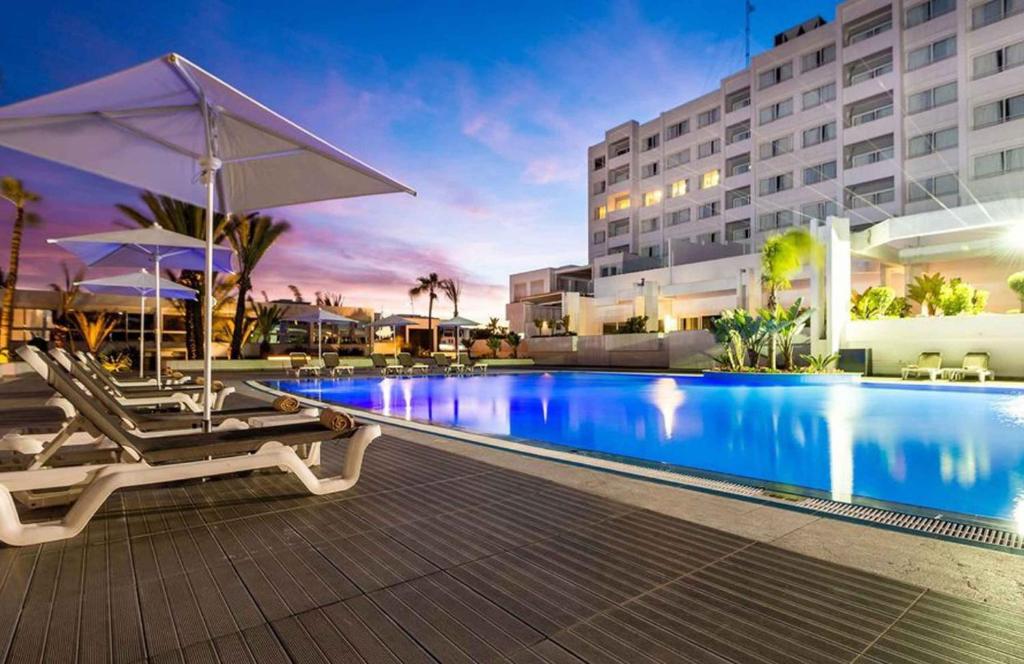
[{"left": 265, "top": 372, "right": 1024, "bottom": 529}]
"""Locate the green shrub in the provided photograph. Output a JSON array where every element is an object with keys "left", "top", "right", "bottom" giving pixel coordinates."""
[
  {"left": 908, "top": 273, "right": 945, "bottom": 315},
  {"left": 1008, "top": 272, "right": 1024, "bottom": 310},
  {"left": 802, "top": 352, "right": 840, "bottom": 373},
  {"left": 938, "top": 278, "right": 988, "bottom": 316},
  {"left": 620, "top": 315, "right": 649, "bottom": 333},
  {"left": 851, "top": 286, "right": 896, "bottom": 319}
]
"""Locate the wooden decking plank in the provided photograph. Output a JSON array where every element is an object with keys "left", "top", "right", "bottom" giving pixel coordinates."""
[{"left": 312, "top": 529, "right": 438, "bottom": 593}]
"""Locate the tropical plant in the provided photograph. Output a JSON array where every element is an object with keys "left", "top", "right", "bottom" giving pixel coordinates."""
[
  {"left": 713, "top": 329, "right": 747, "bottom": 371},
  {"left": 773, "top": 299, "right": 812, "bottom": 370},
  {"left": 49, "top": 261, "right": 85, "bottom": 348},
  {"left": 761, "top": 228, "right": 823, "bottom": 309},
  {"left": 850, "top": 286, "right": 896, "bottom": 320},
  {"left": 70, "top": 311, "right": 118, "bottom": 354},
  {"left": 531, "top": 317, "right": 546, "bottom": 337},
  {"left": 1007, "top": 272, "right": 1024, "bottom": 310},
  {"left": 907, "top": 272, "right": 944, "bottom": 316},
  {"left": 559, "top": 314, "right": 571, "bottom": 334},
  {"left": 100, "top": 350, "right": 133, "bottom": 373},
  {"left": 621, "top": 315, "right": 649, "bottom": 333},
  {"left": 0, "top": 177, "right": 42, "bottom": 357},
  {"left": 460, "top": 337, "right": 474, "bottom": 359},
  {"left": 486, "top": 316, "right": 503, "bottom": 335},
  {"left": 315, "top": 290, "right": 343, "bottom": 307},
  {"left": 287, "top": 284, "right": 305, "bottom": 302},
  {"left": 440, "top": 278, "right": 462, "bottom": 317},
  {"left": 251, "top": 301, "right": 286, "bottom": 357},
  {"left": 713, "top": 309, "right": 770, "bottom": 367},
  {"left": 506, "top": 331, "right": 522, "bottom": 358},
  {"left": 938, "top": 278, "right": 988, "bottom": 316},
  {"left": 887, "top": 296, "right": 911, "bottom": 318},
  {"left": 224, "top": 213, "right": 290, "bottom": 359},
  {"left": 117, "top": 191, "right": 229, "bottom": 358},
  {"left": 485, "top": 335, "right": 502, "bottom": 358},
  {"left": 409, "top": 273, "right": 442, "bottom": 352},
  {"left": 802, "top": 352, "right": 840, "bottom": 373}
]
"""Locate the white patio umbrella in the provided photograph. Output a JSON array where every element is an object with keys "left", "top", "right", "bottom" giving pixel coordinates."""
[
  {"left": 76, "top": 269, "right": 197, "bottom": 378},
  {"left": 0, "top": 53, "right": 415, "bottom": 427},
  {"left": 438, "top": 316, "right": 479, "bottom": 365},
  {"left": 372, "top": 314, "right": 416, "bottom": 359},
  {"left": 49, "top": 226, "right": 234, "bottom": 386},
  {"left": 292, "top": 308, "right": 358, "bottom": 361}
]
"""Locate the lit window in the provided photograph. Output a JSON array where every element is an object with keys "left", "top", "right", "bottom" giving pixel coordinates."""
[
  {"left": 669, "top": 179, "right": 688, "bottom": 197},
  {"left": 594, "top": 205, "right": 607, "bottom": 220},
  {"left": 610, "top": 194, "right": 631, "bottom": 210},
  {"left": 643, "top": 190, "right": 663, "bottom": 206},
  {"left": 701, "top": 169, "right": 720, "bottom": 189}
]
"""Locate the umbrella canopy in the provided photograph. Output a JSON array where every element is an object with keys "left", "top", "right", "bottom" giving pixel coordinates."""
[
  {"left": 292, "top": 308, "right": 358, "bottom": 324},
  {"left": 48, "top": 226, "right": 234, "bottom": 271},
  {"left": 0, "top": 53, "right": 415, "bottom": 427},
  {"left": 373, "top": 314, "right": 416, "bottom": 328},
  {"left": 77, "top": 270, "right": 197, "bottom": 300},
  {"left": 437, "top": 316, "right": 479, "bottom": 328}
]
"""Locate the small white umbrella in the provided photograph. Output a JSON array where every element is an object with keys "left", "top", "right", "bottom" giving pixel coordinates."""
[
  {"left": 76, "top": 270, "right": 197, "bottom": 377},
  {"left": 292, "top": 308, "right": 358, "bottom": 361},
  {"left": 49, "top": 226, "right": 234, "bottom": 386},
  {"left": 437, "top": 316, "right": 479, "bottom": 365}
]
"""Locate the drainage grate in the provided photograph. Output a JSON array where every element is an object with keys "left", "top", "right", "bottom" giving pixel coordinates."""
[{"left": 799, "top": 498, "right": 1024, "bottom": 550}]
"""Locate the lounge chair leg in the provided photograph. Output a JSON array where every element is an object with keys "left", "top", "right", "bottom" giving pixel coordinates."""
[{"left": 0, "top": 425, "right": 380, "bottom": 546}]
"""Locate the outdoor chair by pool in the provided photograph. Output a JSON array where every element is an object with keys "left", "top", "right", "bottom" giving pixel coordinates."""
[
  {"left": 0, "top": 346, "right": 380, "bottom": 546},
  {"left": 397, "top": 352, "right": 430, "bottom": 375},
  {"left": 322, "top": 352, "right": 355, "bottom": 377},
  {"left": 432, "top": 352, "right": 466, "bottom": 375},
  {"left": 77, "top": 351, "right": 201, "bottom": 393},
  {"left": 82, "top": 350, "right": 191, "bottom": 387},
  {"left": 901, "top": 352, "right": 943, "bottom": 381},
  {"left": 289, "top": 352, "right": 320, "bottom": 377},
  {"left": 370, "top": 353, "right": 404, "bottom": 376},
  {"left": 945, "top": 352, "right": 995, "bottom": 382}
]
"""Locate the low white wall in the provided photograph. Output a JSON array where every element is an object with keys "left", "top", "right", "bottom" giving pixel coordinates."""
[
  {"left": 843, "top": 314, "right": 1024, "bottom": 378},
  {"left": 524, "top": 330, "right": 717, "bottom": 370}
]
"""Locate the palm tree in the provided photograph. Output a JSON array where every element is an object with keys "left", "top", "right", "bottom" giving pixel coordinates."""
[
  {"left": 760, "top": 228, "right": 822, "bottom": 309},
  {"left": 0, "top": 177, "right": 42, "bottom": 356},
  {"left": 117, "top": 192, "right": 229, "bottom": 359},
  {"left": 440, "top": 278, "right": 462, "bottom": 317},
  {"left": 506, "top": 331, "right": 522, "bottom": 358},
  {"left": 486, "top": 317, "right": 502, "bottom": 335},
  {"left": 251, "top": 301, "right": 286, "bottom": 357},
  {"left": 315, "top": 291, "right": 344, "bottom": 307},
  {"left": 225, "top": 214, "right": 290, "bottom": 359},
  {"left": 409, "top": 272, "right": 442, "bottom": 351},
  {"left": 49, "top": 262, "right": 85, "bottom": 349}
]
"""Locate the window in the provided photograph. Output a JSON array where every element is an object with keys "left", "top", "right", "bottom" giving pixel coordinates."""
[
  {"left": 697, "top": 138, "right": 721, "bottom": 159},
  {"left": 907, "top": 173, "right": 959, "bottom": 202},
  {"left": 974, "top": 41, "right": 1024, "bottom": 78},
  {"left": 726, "top": 121, "right": 751, "bottom": 144},
  {"left": 593, "top": 205, "right": 607, "bottom": 220},
  {"left": 907, "top": 35, "right": 956, "bottom": 71},
  {"left": 804, "top": 160, "right": 837, "bottom": 185},
  {"left": 726, "top": 153, "right": 751, "bottom": 176},
  {"left": 802, "top": 44, "right": 836, "bottom": 72},
  {"left": 640, "top": 244, "right": 663, "bottom": 259},
  {"left": 665, "top": 149, "right": 691, "bottom": 169},
  {"left": 758, "top": 62, "right": 793, "bottom": 89},
  {"left": 592, "top": 180, "right": 606, "bottom": 195},
  {"left": 608, "top": 164, "right": 630, "bottom": 184},
  {"left": 974, "top": 146, "right": 1024, "bottom": 177},
  {"left": 643, "top": 190, "right": 663, "bottom": 206},
  {"left": 513, "top": 283, "right": 528, "bottom": 301},
  {"left": 759, "top": 98, "right": 794, "bottom": 125},
  {"left": 845, "top": 177, "right": 895, "bottom": 208},
  {"left": 725, "top": 186, "right": 751, "bottom": 209},
  {"left": 696, "top": 200, "right": 720, "bottom": 219},
  {"left": 907, "top": 82, "right": 956, "bottom": 114},
  {"left": 973, "top": 0, "right": 1024, "bottom": 29},
  {"left": 697, "top": 107, "right": 720, "bottom": 127},
  {"left": 669, "top": 179, "right": 689, "bottom": 197},
  {"left": 665, "top": 120, "right": 689, "bottom": 140},
  {"left": 641, "top": 162, "right": 659, "bottom": 178},
  {"left": 608, "top": 219, "right": 630, "bottom": 237},
  {"left": 592, "top": 230, "right": 606, "bottom": 244},
  {"left": 640, "top": 217, "right": 660, "bottom": 233},
  {"left": 846, "top": 8, "right": 892, "bottom": 44},
  {"left": 599, "top": 265, "right": 620, "bottom": 277},
  {"left": 611, "top": 193, "right": 630, "bottom": 210},
  {"left": 609, "top": 137, "right": 630, "bottom": 157},
  {"left": 906, "top": 0, "right": 955, "bottom": 27},
  {"left": 698, "top": 201, "right": 720, "bottom": 219},
  {"left": 846, "top": 134, "right": 895, "bottom": 168},
  {"left": 846, "top": 93, "right": 894, "bottom": 126},
  {"left": 974, "top": 93, "right": 1024, "bottom": 128},
  {"left": 725, "top": 220, "right": 752, "bottom": 241},
  {"left": 665, "top": 208, "right": 691, "bottom": 226},
  {"left": 801, "top": 200, "right": 839, "bottom": 220},
  {"left": 725, "top": 88, "right": 751, "bottom": 112},
  {"left": 759, "top": 172, "right": 793, "bottom": 195},
  {"left": 802, "top": 82, "right": 836, "bottom": 110},
  {"left": 802, "top": 121, "right": 836, "bottom": 147},
  {"left": 593, "top": 156, "right": 605, "bottom": 170},
  {"left": 758, "top": 210, "right": 794, "bottom": 231},
  {"left": 908, "top": 127, "right": 957, "bottom": 158},
  {"left": 701, "top": 169, "right": 721, "bottom": 189},
  {"left": 643, "top": 134, "right": 660, "bottom": 151},
  {"left": 759, "top": 134, "right": 793, "bottom": 159},
  {"left": 845, "top": 49, "right": 893, "bottom": 86}
]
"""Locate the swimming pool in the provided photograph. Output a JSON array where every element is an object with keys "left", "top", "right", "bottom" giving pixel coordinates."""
[{"left": 263, "top": 372, "right": 1024, "bottom": 531}]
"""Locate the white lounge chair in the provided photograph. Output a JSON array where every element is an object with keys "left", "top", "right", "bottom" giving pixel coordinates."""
[
  {"left": 901, "top": 352, "right": 943, "bottom": 381},
  {"left": 289, "top": 352, "right": 320, "bottom": 377},
  {"left": 370, "top": 353, "right": 403, "bottom": 376},
  {"left": 396, "top": 352, "right": 429, "bottom": 375},
  {"left": 322, "top": 352, "right": 355, "bottom": 377},
  {"left": 945, "top": 352, "right": 995, "bottom": 382}
]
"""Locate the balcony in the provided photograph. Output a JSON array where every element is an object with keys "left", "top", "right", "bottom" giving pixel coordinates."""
[
  {"left": 849, "top": 146, "right": 894, "bottom": 168},
  {"left": 848, "top": 102, "right": 893, "bottom": 128},
  {"left": 847, "top": 61, "right": 893, "bottom": 86}
]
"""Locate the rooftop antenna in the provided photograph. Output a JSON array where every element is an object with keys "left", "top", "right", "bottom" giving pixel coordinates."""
[{"left": 745, "top": 0, "right": 755, "bottom": 67}]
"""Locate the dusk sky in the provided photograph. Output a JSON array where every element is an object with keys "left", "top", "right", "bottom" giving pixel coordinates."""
[{"left": 0, "top": 0, "right": 836, "bottom": 320}]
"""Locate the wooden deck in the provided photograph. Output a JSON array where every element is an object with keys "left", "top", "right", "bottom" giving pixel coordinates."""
[{"left": 1, "top": 379, "right": 1022, "bottom": 663}]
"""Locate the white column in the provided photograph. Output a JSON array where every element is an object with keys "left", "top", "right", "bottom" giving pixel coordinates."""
[
  {"left": 139, "top": 294, "right": 146, "bottom": 378},
  {"left": 816, "top": 216, "right": 851, "bottom": 355},
  {"left": 154, "top": 257, "right": 162, "bottom": 388}
]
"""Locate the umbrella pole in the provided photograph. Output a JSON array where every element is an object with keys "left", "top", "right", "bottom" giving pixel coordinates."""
[
  {"left": 318, "top": 320, "right": 322, "bottom": 363},
  {"left": 139, "top": 294, "right": 146, "bottom": 379},
  {"left": 201, "top": 166, "right": 217, "bottom": 430},
  {"left": 154, "top": 258, "right": 162, "bottom": 388}
]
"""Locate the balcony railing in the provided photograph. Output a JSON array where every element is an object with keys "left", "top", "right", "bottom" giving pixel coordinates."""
[
  {"left": 847, "top": 62, "right": 893, "bottom": 86},
  {"left": 848, "top": 20, "right": 891, "bottom": 44},
  {"left": 727, "top": 130, "right": 751, "bottom": 144},
  {"left": 849, "top": 104, "right": 893, "bottom": 126},
  {"left": 846, "top": 188, "right": 895, "bottom": 208},
  {"left": 849, "top": 146, "right": 894, "bottom": 168},
  {"left": 727, "top": 162, "right": 751, "bottom": 177}
]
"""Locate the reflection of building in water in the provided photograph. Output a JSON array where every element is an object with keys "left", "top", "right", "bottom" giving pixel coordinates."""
[{"left": 652, "top": 378, "right": 685, "bottom": 438}]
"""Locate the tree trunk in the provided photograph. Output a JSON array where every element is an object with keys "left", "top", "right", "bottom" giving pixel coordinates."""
[
  {"left": 427, "top": 295, "right": 434, "bottom": 352},
  {"left": 0, "top": 207, "right": 25, "bottom": 356},
  {"left": 229, "top": 274, "right": 250, "bottom": 359},
  {"left": 769, "top": 336, "right": 777, "bottom": 371}
]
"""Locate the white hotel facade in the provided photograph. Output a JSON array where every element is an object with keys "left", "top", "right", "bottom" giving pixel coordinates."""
[{"left": 508, "top": 0, "right": 1024, "bottom": 373}]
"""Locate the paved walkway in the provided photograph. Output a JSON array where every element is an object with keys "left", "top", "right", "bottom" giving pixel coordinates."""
[{"left": 1, "top": 375, "right": 1022, "bottom": 663}]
